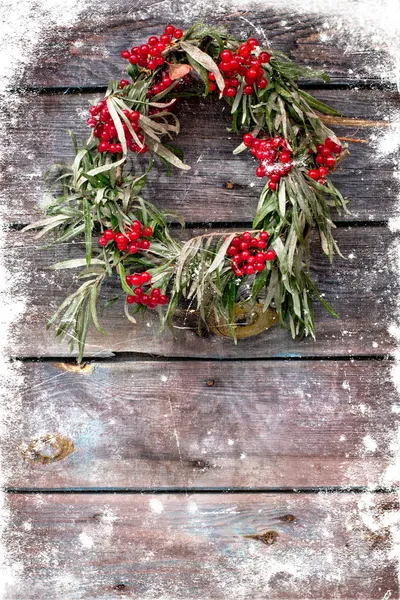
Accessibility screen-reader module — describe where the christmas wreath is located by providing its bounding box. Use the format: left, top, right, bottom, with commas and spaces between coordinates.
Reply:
25, 22, 350, 361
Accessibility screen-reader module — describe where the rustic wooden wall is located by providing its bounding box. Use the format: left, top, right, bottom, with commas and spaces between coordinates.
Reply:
5, 3, 399, 599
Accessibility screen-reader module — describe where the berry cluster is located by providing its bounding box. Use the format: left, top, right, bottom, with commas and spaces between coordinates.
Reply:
87, 101, 148, 155
208, 37, 269, 96
126, 272, 168, 308
120, 24, 183, 71
98, 221, 153, 253
307, 138, 342, 185
243, 133, 293, 189
226, 231, 276, 277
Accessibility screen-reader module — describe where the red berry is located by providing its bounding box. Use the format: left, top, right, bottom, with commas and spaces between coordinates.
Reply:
209, 82, 217, 92
240, 242, 249, 251
256, 252, 266, 262
244, 265, 256, 275
103, 229, 115, 240
160, 34, 171, 44
238, 44, 250, 57
242, 232, 252, 241
131, 275, 141, 287
255, 166, 265, 177
225, 87, 236, 97
324, 138, 336, 150
115, 233, 128, 245
279, 152, 292, 163
98, 142, 109, 153
129, 54, 139, 65
128, 230, 140, 241
240, 251, 250, 260
243, 85, 253, 95
128, 243, 138, 254
265, 249, 276, 261
147, 59, 157, 70
325, 156, 336, 168
333, 143, 342, 155
259, 231, 269, 240
87, 117, 97, 127
258, 52, 270, 63
243, 133, 253, 147
269, 173, 280, 183
148, 36, 158, 46
159, 295, 169, 305
119, 79, 129, 89
268, 181, 277, 191
164, 24, 175, 35
315, 154, 325, 165
220, 49, 233, 61
318, 166, 328, 176
307, 169, 319, 180
126, 295, 136, 304
121, 50, 130, 59
257, 240, 267, 249
257, 78, 268, 89
98, 236, 108, 246
247, 37, 259, 48
174, 29, 183, 39
142, 226, 153, 237
140, 240, 151, 250
255, 262, 265, 271
318, 178, 326, 185
231, 236, 241, 246
320, 146, 331, 158
141, 272, 151, 283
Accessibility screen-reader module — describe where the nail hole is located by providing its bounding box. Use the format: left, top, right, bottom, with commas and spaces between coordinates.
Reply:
225, 181, 234, 189
206, 379, 215, 387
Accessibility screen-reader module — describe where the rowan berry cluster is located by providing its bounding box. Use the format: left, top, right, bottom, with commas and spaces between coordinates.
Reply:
125, 272, 168, 308
243, 133, 293, 189
307, 138, 342, 185
87, 101, 148, 155
226, 231, 277, 277
208, 37, 270, 96
120, 24, 183, 71
98, 221, 153, 253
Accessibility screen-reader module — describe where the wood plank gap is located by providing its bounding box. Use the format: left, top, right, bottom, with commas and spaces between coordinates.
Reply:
5, 486, 399, 494
12, 354, 395, 364
8, 81, 398, 96
7, 221, 391, 232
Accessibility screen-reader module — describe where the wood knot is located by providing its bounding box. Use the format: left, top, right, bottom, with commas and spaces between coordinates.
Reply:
192, 459, 209, 469
205, 379, 215, 387
21, 433, 75, 464
243, 530, 279, 545
113, 583, 128, 592
280, 514, 295, 522
225, 181, 234, 189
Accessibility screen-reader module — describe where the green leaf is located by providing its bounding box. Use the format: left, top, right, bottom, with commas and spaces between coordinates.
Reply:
278, 179, 286, 218
90, 281, 106, 334
180, 41, 225, 92
50, 258, 105, 270
146, 137, 191, 171
298, 90, 342, 116
83, 198, 93, 267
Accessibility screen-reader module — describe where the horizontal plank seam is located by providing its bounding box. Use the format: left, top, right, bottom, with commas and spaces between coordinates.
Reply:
12, 354, 395, 364
5, 486, 399, 494
9, 81, 399, 95
8, 221, 391, 232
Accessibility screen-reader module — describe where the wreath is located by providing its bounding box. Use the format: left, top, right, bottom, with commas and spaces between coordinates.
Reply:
25, 22, 350, 361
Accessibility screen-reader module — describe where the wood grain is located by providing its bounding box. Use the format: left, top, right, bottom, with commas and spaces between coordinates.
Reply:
3, 89, 399, 225
20, 5, 395, 87
8, 226, 397, 358
6, 492, 398, 599
6, 360, 398, 489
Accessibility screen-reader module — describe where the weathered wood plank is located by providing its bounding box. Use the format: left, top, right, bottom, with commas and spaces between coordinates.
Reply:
6, 492, 398, 599
2, 89, 398, 225
6, 360, 398, 489
8, 226, 397, 358
21, 6, 394, 87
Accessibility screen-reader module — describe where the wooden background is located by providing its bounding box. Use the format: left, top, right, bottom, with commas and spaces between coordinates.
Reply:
5, 3, 400, 598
